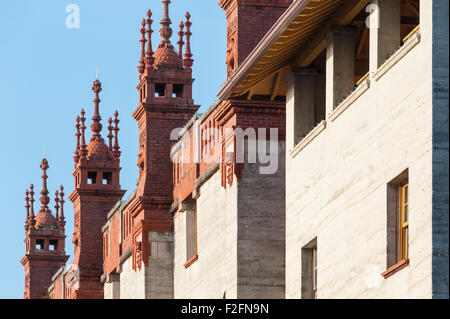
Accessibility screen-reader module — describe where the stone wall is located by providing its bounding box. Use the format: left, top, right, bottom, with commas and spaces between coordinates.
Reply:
285, 0, 440, 299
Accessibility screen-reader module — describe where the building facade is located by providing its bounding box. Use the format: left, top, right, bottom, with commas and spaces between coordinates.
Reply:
21, 0, 448, 299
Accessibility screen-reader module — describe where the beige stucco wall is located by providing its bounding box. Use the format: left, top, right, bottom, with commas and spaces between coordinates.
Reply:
174, 170, 238, 299
119, 256, 146, 299
286, 1, 436, 299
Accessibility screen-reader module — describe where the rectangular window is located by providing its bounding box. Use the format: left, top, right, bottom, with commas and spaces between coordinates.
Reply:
185, 202, 198, 266
301, 238, 317, 299
155, 83, 166, 97
173, 84, 184, 98
312, 247, 318, 299
102, 172, 112, 185
49, 240, 58, 251
36, 239, 45, 250
384, 169, 410, 278
87, 172, 97, 185
399, 182, 409, 261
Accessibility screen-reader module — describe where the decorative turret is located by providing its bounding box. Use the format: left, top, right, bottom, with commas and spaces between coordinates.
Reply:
67, 77, 126, 299
20, 158, 69, 299
129, 1, 199, 278
72, 78, 121, 164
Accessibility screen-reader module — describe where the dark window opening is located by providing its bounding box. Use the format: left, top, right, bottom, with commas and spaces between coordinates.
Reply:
88, 172, 97, 185
401, 0, 420, 45
36, 239, 45, 250
103, 172, 112, 185
185, 202, 198, 262
49, 240, 58, 251
309, 50, 326, 127
155, 83, 166, 97
301, 238, 318, 299
351, 6, 370, 86
173, 84, 184, 98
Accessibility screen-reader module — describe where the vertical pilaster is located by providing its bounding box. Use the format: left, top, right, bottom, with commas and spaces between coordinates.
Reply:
369, 0, 401, 73
326, 26, 356, 117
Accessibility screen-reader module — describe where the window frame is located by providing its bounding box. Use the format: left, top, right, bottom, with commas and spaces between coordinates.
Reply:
398, 182, 409, 262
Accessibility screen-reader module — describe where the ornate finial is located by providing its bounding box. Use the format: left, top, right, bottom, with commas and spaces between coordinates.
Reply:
91, 79, 103, 140
25, 189, 30, 231
138, 19, 147, 74
113, 111, 121, 158
145, 10, 155, 69
107, 117, 114, 151
29, 185, 36, 227
183, 12, 193, 70
39, 158, 50, 213
159, 0, 173, 47
80, 109, 87, 158
177, 21, 185, 59
59, 186, 65, 224
54, 190, 60, 220
74, 116, 81, 163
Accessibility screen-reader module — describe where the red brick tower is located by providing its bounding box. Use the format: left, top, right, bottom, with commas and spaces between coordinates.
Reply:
68, 78, 126, 299
20, 158, 69, 299
219, 0, 293, 78
130, 1, 198, 272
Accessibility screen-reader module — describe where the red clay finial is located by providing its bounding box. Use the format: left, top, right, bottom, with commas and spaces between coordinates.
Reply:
29, 184, 36, 227
74, 116, 81, 163
145, 10, 155, 70
108, 117, 114, 151
91, 79, 103, 140
80, 109, 87, 158
39, 158, 50, 213
54, 190, 60, 220
25, 189, 30, 231
113, 111, 121, 158
138, 19, 147, 74
59, 186, 65, 224
177, 21, 185, 59
183, 12, 193, 70
159, 0, 173, 47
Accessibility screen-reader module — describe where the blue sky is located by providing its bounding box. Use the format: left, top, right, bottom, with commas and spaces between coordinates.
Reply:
0, 0, 226, 299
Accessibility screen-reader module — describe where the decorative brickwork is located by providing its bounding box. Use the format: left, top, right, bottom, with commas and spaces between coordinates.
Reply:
20, 159, 69, 299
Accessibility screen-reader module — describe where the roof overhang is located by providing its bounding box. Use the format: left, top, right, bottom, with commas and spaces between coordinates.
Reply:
218, 0, 370, 100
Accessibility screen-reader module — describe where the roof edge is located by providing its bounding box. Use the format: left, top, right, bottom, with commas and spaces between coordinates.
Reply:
217, 0, 311, 99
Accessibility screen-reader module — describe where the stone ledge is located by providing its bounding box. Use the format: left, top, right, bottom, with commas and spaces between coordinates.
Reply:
373, 30, 421, 82
289, 120, 327, 158
329, 78, 371, 123
381, 259, 410, 279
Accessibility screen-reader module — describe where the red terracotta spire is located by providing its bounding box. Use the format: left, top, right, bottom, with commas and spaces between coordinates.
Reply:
112, 111, 121, 159
159, 0, 173, 47
183, 12, 193, 70
39, 158, 50, 213
138, 19, 147, 74
91, 79, 103, 141
80, 109, 87, 159
59, 186, 65, 225
24, 189, 30, 231
29, 184, 36, 227
145, 10, 155, 70
177, 21, 185, 59
54, 190, 60, 220
74, 116, 81, 163
107, 117, 114, 151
